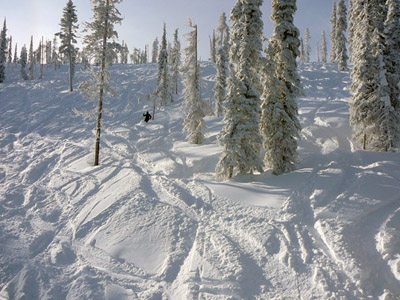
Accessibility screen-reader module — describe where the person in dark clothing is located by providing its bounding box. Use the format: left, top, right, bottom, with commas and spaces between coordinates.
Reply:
143, 111, 152, 123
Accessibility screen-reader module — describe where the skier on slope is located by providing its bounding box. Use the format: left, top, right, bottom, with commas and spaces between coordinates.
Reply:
143, 111, 152, 123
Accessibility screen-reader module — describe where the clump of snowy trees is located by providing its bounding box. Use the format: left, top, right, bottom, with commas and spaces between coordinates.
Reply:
215, 0, 302, 179
349, 0, 400, 151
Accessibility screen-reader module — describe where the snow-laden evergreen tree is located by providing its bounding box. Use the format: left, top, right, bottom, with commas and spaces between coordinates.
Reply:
330, 0, 338, 63
216, 0, 264, 179
350, 4, 400, 151
120, 40, 129, 64
79, 0, 123, 166
336, 0, 348, 70
260, 0, 302, 175
348, 0, 356, 59
321, 30, 327, 63
213, 45, 228, 117
383, 0, 400, 114
156, 23, 172, 107
52, 36, 60, 70
38, 38, 43, 79
181, 19, 206, 144
304, 28, 311, 62
216, 12, 230, 49
56, 0, 79, 91
8, 36, 12, 66
213, 12, 230, 117
151, 37, 159, 63
20, 45, 28, 80
299, 38, 305, 62
209, 30, 216, 63
45, 40, 52, 65
0, 19, 7, 83
28, 36, 34, 80
170, 28, 181, 95
13, 43, 17, 69
316, 41, 320, 62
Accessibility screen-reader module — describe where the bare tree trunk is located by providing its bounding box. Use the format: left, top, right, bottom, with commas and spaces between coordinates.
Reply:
363, 132, 366, 150
94, 0, 109, 166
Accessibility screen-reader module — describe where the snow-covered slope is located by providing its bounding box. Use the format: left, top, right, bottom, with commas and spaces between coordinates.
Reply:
0, 62, 399, 300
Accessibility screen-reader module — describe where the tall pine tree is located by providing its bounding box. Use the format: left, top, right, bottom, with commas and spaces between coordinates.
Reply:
28, 36, 34, 80
321, 30, 327, 63
151, 37, 159, 63
304, 28, 311, 62
260, 0, 302, 175
213, 12, 230, 117
216, 0, 264, 179
383, 0, 400, 114
156, 23, 172, 107
181, 19, 206, 145
336, 0, 348, 70
0, 19, 7, 83
20, 45, 28, 80
330, 0, 338, 63
170, 28, 181, 95
56, 0, 79, 92
79, 0, 123, 166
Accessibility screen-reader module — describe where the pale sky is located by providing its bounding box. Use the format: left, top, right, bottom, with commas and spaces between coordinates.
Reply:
2, 0, 334, 61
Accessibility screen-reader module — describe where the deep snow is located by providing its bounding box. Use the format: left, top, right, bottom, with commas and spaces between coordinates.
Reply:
0, 62, 399, 300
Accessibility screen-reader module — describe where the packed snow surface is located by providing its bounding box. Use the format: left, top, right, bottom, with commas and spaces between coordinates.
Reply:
0, 62, 399, 300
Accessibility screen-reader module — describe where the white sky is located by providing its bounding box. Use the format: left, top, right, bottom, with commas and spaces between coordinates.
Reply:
2, 0, 334, 61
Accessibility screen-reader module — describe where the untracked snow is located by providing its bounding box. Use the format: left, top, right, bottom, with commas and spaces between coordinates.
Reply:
0, 62, 399, 299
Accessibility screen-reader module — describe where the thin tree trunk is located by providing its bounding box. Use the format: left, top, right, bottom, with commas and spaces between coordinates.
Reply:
94, 0, 109, 166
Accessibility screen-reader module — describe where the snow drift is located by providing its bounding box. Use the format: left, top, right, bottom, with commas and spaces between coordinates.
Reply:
0, 62, 399, 299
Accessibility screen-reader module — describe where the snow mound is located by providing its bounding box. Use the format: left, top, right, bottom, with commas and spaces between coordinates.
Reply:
0, 62, 399, 299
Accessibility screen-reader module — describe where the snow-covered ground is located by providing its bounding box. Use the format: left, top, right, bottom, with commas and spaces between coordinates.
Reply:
0, 62, 399, 300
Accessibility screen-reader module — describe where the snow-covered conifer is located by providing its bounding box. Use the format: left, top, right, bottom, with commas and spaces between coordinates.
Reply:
181, 19, 206, 144
13, 43, 17, 69
151, 37, 159, 63
216, 0, 264, 179
28, 36, 34, 80
383, 0, 400, 114
45, 40, 52, 65
51, 35, 60, 70
304, 28, 311, 62
38, 38, 43, 79
299, 38, 305, 62
330, 0, 337, 63
260, 0, 302, 175
56, 0, 79, 91
120, 41, 129, 64
336, 0, 348, 70
316, 41, 320, 62
170, 28, 181, 95
350, 4, 400, 151
213, 45, 228, 117
216, 12, 230, 49
0, 19, 7, 83
209, 30, 216, 63
213, 12, 230, 117
79, 0, 123, 166
321, 30, 327, 63
20, 45, 28, 80
7, 36, 12, 66
156, 22, 172, 106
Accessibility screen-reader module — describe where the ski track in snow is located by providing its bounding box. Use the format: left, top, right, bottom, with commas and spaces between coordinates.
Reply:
0, 62, 399, 299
